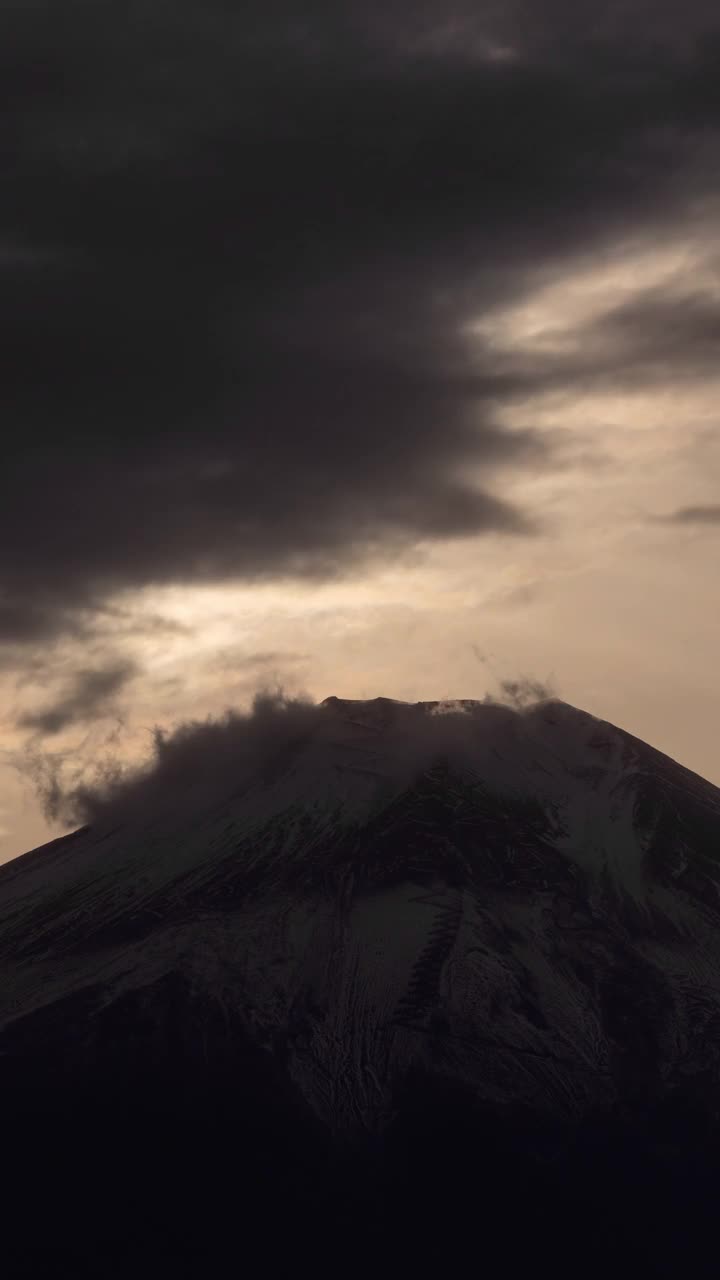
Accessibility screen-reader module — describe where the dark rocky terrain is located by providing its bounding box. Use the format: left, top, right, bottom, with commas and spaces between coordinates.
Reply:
3, 695, 720, 1275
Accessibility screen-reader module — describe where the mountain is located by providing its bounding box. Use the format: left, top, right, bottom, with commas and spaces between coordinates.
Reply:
3, 695, 720, 1275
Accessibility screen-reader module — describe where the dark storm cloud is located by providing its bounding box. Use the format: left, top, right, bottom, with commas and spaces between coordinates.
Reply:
17, 660, 139, 736
3, 1, 720, 641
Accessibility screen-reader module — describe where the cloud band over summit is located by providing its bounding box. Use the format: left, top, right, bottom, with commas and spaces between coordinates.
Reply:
3, 2, 720, 641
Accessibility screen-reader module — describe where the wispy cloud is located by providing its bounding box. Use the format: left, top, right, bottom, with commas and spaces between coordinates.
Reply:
17, 660, 139, 736
655, 505, 720, 524
25, 681, 558, 830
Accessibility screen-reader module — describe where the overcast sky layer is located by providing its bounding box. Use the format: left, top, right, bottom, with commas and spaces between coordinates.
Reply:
2, 1, 720, 859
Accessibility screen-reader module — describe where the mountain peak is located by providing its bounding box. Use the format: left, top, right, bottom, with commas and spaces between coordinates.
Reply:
4, 691, 720, 1271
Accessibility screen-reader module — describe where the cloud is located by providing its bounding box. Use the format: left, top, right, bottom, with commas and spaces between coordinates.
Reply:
3, 3, 720, 642
25, 676, 559, 831
33, 687, 327, 827
657, 505, 720, 524
556, 288, 720, 390
216, 649, 312, 672
17, 660, 139, 736
471, 274, 720, 408
492, 677, 558, 710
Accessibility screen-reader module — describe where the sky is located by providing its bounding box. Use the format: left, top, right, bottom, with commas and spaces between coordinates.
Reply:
2, 0, 720, 861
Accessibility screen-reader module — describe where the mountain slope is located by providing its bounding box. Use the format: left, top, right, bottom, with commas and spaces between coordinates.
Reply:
3, 695, 720, 1273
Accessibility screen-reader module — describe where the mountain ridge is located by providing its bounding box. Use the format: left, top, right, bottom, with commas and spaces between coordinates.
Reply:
4, 694, 720, 1272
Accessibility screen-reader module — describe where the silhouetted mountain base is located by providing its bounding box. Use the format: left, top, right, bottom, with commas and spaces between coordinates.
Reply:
3, 979, 719, 1278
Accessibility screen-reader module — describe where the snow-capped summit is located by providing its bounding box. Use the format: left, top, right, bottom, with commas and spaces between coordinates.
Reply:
3, 694, 720, 1270
2, 692, 720, 1102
